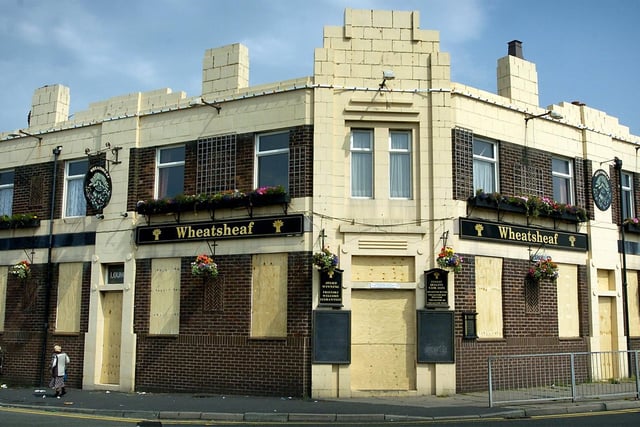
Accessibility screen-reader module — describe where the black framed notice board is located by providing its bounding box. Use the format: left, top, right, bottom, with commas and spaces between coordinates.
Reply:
417, 310, 454, 363
312, 310, 351, 364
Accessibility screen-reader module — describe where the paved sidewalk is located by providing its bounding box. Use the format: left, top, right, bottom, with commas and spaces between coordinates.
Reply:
0, 385, 639, 423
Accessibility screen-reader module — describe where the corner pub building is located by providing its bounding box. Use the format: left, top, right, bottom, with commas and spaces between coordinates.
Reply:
0, 8, 639, 398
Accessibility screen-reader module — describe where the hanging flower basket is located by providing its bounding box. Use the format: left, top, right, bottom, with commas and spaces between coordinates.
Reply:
10, 260, 31, 280
313, 247, 339, 276
436, 246, 463, 273
527, 256, 559, 282
191, 254, 218, 278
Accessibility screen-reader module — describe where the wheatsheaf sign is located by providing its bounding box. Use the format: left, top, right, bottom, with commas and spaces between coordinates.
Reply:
136, 214, 304, 244
459, 218, 588, 251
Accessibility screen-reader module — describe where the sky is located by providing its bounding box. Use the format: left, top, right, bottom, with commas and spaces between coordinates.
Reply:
1, 0, 639, 136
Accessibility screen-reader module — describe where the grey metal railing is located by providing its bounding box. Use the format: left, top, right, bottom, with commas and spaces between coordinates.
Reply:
488, 350, 640, 407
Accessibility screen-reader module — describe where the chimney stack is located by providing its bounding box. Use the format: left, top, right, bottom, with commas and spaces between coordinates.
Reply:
508, 40, 523, 59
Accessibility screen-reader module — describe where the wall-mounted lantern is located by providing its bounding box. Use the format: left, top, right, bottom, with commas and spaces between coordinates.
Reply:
463, 312, 478, 340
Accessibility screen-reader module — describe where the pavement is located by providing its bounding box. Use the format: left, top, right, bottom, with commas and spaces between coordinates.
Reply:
0, 385, 639, 423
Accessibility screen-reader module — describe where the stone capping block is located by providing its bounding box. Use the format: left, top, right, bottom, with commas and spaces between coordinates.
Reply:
604, 400, 640, 411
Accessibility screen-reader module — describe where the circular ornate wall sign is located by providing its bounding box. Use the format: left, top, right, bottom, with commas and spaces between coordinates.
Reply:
84, 165, 113, 211
592, 169, 612, 211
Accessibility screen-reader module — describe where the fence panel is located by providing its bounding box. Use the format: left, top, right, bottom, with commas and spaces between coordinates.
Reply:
488, 350, 639, 407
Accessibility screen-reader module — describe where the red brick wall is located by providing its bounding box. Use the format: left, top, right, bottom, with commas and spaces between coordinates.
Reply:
133, 252, 312, 396
0, 262, 90, 388
454, 255, 590, 392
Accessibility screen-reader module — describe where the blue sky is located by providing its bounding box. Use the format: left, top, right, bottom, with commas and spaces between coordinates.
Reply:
1, 0, 638, 136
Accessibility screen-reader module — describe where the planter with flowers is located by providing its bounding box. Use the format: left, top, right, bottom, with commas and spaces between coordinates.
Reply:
0, 213, 40, 229
436, 246, 463, 273
313, 247, 339, 277
249, 185, 290, 207
624, 218, 640, 233
527, 256, 559, 283
10, 260, 31, 281
191, 254, 218, 279
469, 190, 587, 223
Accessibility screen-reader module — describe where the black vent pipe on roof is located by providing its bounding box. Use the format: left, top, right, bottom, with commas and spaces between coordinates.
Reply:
508, 40, 523, 59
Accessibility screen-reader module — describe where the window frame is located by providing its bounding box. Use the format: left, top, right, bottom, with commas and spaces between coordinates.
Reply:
155, 145, 185, 199
622, 171, 634, 219
63, 158, 88, 218
552, 157, 574, 204
472, 137, 499, 193
254, 131, 290, 192
350, 129, 374, 199
0, 169, 15, 217
389, 130, 412, 199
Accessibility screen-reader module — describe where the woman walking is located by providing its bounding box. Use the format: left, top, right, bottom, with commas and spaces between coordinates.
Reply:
49, 344, 70, 398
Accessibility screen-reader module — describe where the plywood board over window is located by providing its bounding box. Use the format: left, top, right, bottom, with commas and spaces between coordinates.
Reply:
0, 266, 7, 332
475, 256, 503, 339
351, 256, 415, 282
629, 272, 640, 337
556, 264, 579, 338
149, 258, 181, 335
251, 253, 287, 338
56, 262, 83, 333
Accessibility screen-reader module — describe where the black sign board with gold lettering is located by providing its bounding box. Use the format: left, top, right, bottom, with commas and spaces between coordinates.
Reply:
425, 268, 449, 309
136, 214, 304, 244
459, 218, 588, 251
319, 269, 343, 307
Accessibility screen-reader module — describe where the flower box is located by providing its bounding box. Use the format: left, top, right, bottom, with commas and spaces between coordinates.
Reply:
624, 222, 640, 233
249, 193, 291, 207
469, 196, 498, 210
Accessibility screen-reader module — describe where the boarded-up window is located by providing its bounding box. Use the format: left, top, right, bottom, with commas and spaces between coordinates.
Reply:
149, 258, 181, 335
475, 256, 503, 339
0, 266, 7, 331
251, 253, 287, 338
56, 263, 83, 332
557, 264, 579, 338
629, 272, 640, 337
351, 256, 415, 282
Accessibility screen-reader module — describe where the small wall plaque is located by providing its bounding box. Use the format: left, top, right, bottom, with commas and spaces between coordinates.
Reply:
425, 268, 449, 309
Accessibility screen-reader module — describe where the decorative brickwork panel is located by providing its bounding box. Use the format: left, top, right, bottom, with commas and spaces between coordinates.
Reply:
452, 127, 473, 200
197, 134, 237, 193
289, 125, 313, 198
14, 161, 57, 219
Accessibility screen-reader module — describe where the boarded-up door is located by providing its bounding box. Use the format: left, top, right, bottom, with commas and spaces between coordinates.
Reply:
351, 289, 416, 391
598, 296, 619, 380
100, 291, 122, 384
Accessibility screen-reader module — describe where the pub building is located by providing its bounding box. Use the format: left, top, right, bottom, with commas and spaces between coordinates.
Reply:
0, 8, 639, 399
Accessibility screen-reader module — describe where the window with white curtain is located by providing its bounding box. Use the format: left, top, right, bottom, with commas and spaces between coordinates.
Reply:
256, 131, 289, 192
351, 129, 373, 198
389, 131, 411, 198
0, 170, 14, 216
622, 172, 634, 219
64, 159, 88, 217
156, 145, 185, 199
473, 138, 498, 193
552, 157, 573, 204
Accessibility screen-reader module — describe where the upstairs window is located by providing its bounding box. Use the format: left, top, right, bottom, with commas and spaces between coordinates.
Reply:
256, 131, 289, 192
622, 172, 634, 219
351, 129, 373, 198
0, 170, 14, 216
473, 138, 498, 193
64, 159, 88, 217
389, 131, 411, 199
156, 146, 185, 199
552, 157, 573, 204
